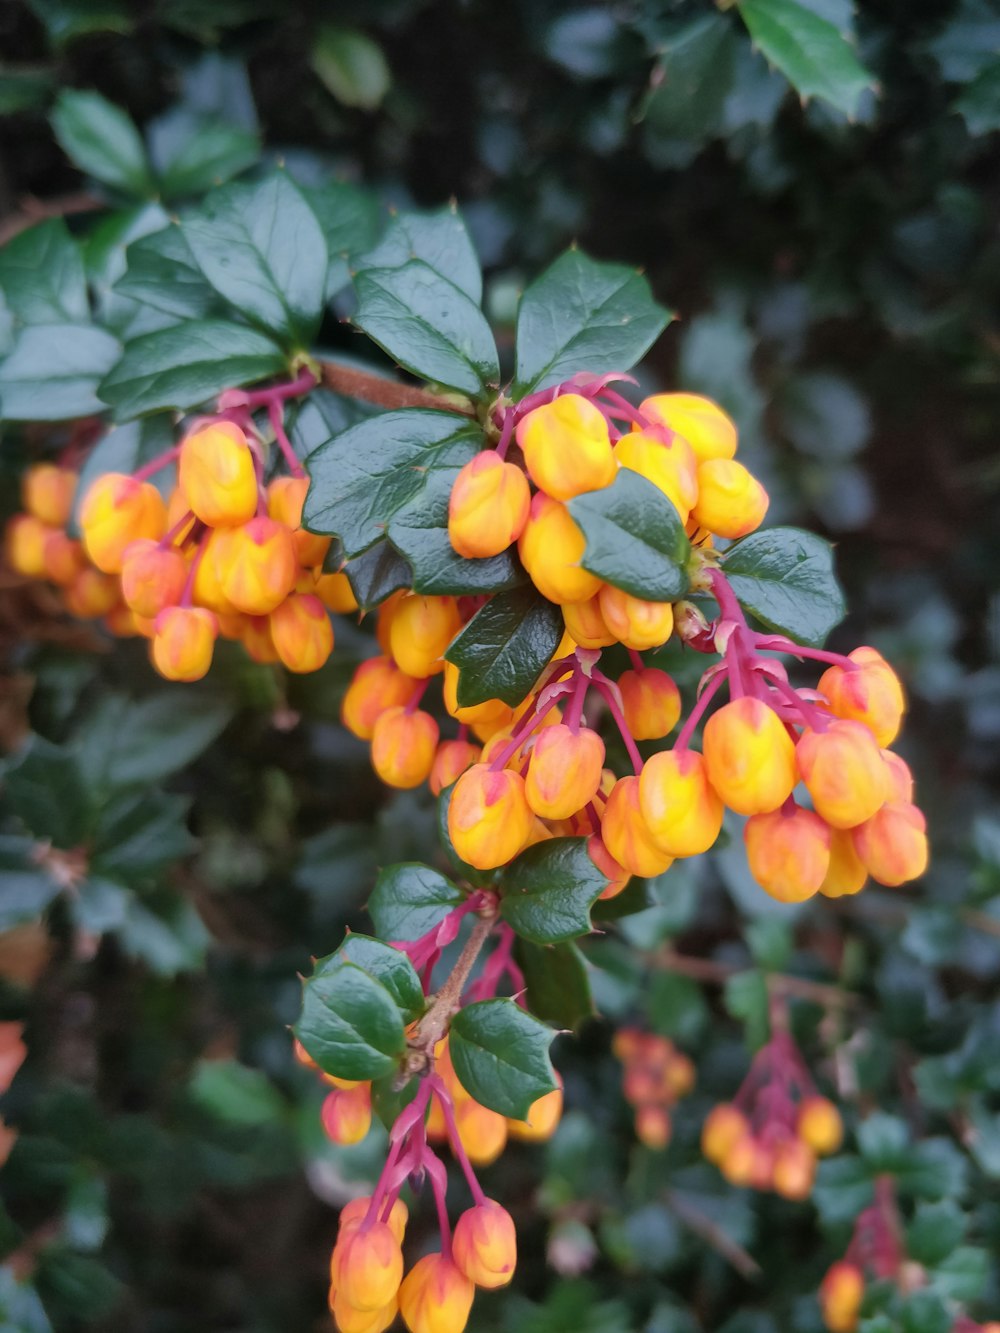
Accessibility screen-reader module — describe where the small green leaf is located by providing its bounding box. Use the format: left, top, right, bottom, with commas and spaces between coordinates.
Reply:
295, 959, 406, 1081
448, 999, 557, 1118
321, 935, 425, 1025
359, 207, 482, 303
312, 25, 391, 111
954, 58, 1000, 135
568, 469, 692, 602
857, 1112, 910, 1170
153, 113, 260, 200
368, 863, 463, 941
353, 262, 499, 398
514, 939, 594, 1030
737, 0, 875, 119
513, 248, 671, 394
906, 1202, 966, 1266
115, 225, 219, 321
343, 541, 412, 609
813, 1154, 876, 1226
445, 586, 563, 708
723, 969, 770, 1049
0, 323, 120, 421
90, 792, 195, 880
499, 838, 608, 944
118, 893, 210, 975
4, 737, 93, 847
98, 318, 286, 418
51, 89, 154, 196
640, 15, 737, 143
189, 1059, 286, 1127
182, 172, 329, 348
722, 526, 846, 647
0, 220, 89, 326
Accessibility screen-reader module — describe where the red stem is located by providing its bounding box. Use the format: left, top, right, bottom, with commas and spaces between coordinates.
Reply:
674, 667, 729, 751
132, 445, 181, 483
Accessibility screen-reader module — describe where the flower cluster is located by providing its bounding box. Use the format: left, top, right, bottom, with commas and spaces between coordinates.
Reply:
701, 1028, 843, 1200
612, 1027, 695, 1149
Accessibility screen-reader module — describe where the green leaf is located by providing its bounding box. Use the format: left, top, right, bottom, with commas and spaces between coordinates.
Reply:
70, 415, 176, 535
499, 838, 607, 944
723, 969, 770, 1049
444, 586, 564, 708
189, 1059, 286, 1127
4, 737, 93, 847
368, 863, 463, 941
813, 1154, 876, 1226
343, 541, 412, 609
182, 173, 328, 348
857, 1112, 910, 1170
321, 935, 425, 1025
312, 25, 391, 111
0, 323, 120, 421
592, 873, 656, 922
568, 470, 692, 602
295, 959, 406, 1081
117, 894, 209, 974
640, 15, 737, 143
954, 58, 1000, 135
513, 248, 671, 394
98, 318, 286, 418
72, 690, 234, 790
930, 1246, 990, 1303
26, 0, 133, 46
303, 409, 483, 558
51, 89, 154, 196
371, 1073, 420, 1132
722, 526, 846, 646
448, 999, 557, 1118
0, 220, 89, 326
359, 207, 482, 303
899, 1291, 951, 1333
153, 113, 260, 200
90, 792, 195, 880
514, 939, 594, 1030
83, 203, 173, 340
306, 183, 383, 297
353, 262, 498, 398
737, 0, 875, 119
115, 225, 219, 321
0, 836, 61, 929
645, 972, 709, 1046
906, 1202, 966, 1266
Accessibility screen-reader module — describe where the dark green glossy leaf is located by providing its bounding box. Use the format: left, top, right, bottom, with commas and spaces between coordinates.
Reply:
513, 248, 671, 394
368, 863, 463, 941
117, 893, 209, 975
722, 526, 846, 646
445, 585, 563, 708
812, 1154, 876, 1226
592, 873, 656, 921
312, 25, 391, 111
499, 837, 607, 944
0, 220, 89, 326
448, 998, 557, 1118
295, 959, 406, 1081
359, 207, 482, 303
188, 1059, 286, 1127
353, 262, 498, 398
306, 183, 383, 297
320, 934, 425, 1024
98, 318, 286, 418
0, 323, 120, 421
51, 89, 154, 197
115, 225, 219, 321
568, 469, 692, 602
153, 113, 259, 200
723, 969, 770, 1050
182, 172, 328, 348
4, 737, 93, 847
371, 1073, 420, 1132
90, 792, 195, 880
83, 203, 173, 340
514, 939, 594, 1030
641, 15, 736, 143
343, 541, 412, 609
954, 58, 1000, 135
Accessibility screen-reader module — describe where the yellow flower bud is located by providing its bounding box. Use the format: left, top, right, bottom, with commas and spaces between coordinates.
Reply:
635, 1104, 672, 1150
690, 459, 768, 539
796, 1096, 843, 1157
267, 475, 330, 567
214, 516, 298, 615
525, 723, 605, 820
398, 1253, 474, 1333
329, 1290, 397, 1333
639, 393, 738, 463
80, 473, 167, 573
456, 1097, 507, 1167
639, 749, 723, 857
797, 719, 890, 829
120, 539, 187, 619
703, 697, 796, 815
817, 646, 906, 747
851, 800, 928, 887
506, 1080, 563, 1142
151, 605, 217, 682
447, 765, 534, 869
601, 776, 674, 877
701, 1103, 750, 1166
516, 393, 616, 501
342, 656, 417, 740
771, 1137, 816, 1201
597, 585, 674, 651
448, 451, 531, 557
442, 661, 513, 729
587, 833, 632, 901
338, 1197, 408, 1247
819, 1262, 864, 1333
241, 614, 280, 664
614, 429, 698, 523
5, 513, 51, 578
178, 420, 257, 527
561, 593, 615, 649
429, 739, 482, 797
370, 706, 439, 789
64, 567, 120, 619
321, 1084, 372, 1145
269, 592, 334, 672
819, 829, 868, 898
389, 594, 462, 678
23, 463, 77, 527
43, 529, 86, 586
315, 571, 359, 614
518, 493, 602, 605
618, 667, 681, 740
335, 1222, 404, 1313
452, 1200, 517, 1289
744, 804, 831, 902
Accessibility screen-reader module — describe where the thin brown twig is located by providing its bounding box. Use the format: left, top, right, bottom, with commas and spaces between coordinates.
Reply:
0, 192, 103, 246
664, 1189, 761, 1280
656, 948, 858, 1010
317, 358, 476, 416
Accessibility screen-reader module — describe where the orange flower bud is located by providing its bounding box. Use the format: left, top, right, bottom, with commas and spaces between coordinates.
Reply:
214, 517, 298, 615
64, 567, 120, 619
524, 724, 605, 820
817, 646, 906, 748
506, 1080, 563, 1142
269, 592, 334, 672
797, 719, 890, 829
442, 662, 513, 730
42, 530, 86, 586
639, 749, 724, 857
454, 1097, 508, 1166
178, 421, 257, 527
772, 1137, 816, 1200
447, 765, 534, 869
518, 493, 602, 605
744, 804, 831, 902
151, 605, 217, 682
639, 393, 738, 463
22, 463, 77, 527
398, 1253, 474, 1333
329, 1291, 397, 1333
452, 1199, 517, 1289
516, 393, 616, 501
5, 514, 51, 578
190, 529, 235, 614
321, 1084, 372, 1145
335, 1222, 404, 1313
562, 594, 616, 649
614, 429, 698, 523
851, 800, 928, 887
371, 706, 439, 789
389, 594, 462, 678
342, 657, 417, 740
267, 475, 330, 567
796, 1096, 843, 1157
635, 1104, 672, 1150
819, 829, 868, 898
448, 451, 531, 557
702, 1104, 751, 1166
883, 749, 914, 803
663, 1051, 696, 1098
690, 459, 768, 539
587, 833, 631, 900
430, 739, 482, 797
338, 1197, 408, 1247
293, 1037, 317, 1069
618, 667, 681, 740
601, 776, 675, 878
598, 586, 674, 651
120, 539, 187, 618
80, 473, 167, 573
703, 697, 796, 815
242, 614, 280, 664
316, 571, 359, 614
719, 1133, 758, 1186
819, 1262, 864, 1333
103, 605, 136, 636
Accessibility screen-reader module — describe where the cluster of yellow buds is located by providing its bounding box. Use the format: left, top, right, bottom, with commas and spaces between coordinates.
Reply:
612, 1027, 694, 1149
701, 1030, 843, 1201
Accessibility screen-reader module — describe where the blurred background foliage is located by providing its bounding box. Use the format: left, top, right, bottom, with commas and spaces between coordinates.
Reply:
1, 0, 999, 1330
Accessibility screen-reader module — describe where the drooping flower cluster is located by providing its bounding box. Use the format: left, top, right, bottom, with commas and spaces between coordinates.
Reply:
612, 1027, 695, 1149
